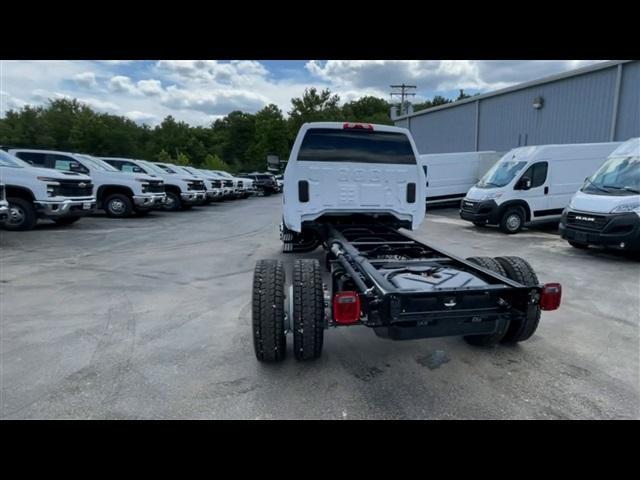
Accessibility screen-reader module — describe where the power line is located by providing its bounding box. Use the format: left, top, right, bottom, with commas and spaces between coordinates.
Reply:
390, 84, 416, 115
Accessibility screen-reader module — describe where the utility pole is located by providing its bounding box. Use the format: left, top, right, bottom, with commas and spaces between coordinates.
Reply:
390, 84, 416, 115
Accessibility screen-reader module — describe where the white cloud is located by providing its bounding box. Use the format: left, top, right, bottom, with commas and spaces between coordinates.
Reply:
160, 85, 268, 115
136, 79, 163, 96
108, 75, 137, 94
125, 110, 158, 125
74, 71, 98, 88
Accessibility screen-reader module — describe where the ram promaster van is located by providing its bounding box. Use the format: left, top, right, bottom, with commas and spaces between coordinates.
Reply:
281, 122, 426, 251
460, 142, 622, 233
559, 138, 640, 252
0, 150, 96, 230
418, 151, 502, 205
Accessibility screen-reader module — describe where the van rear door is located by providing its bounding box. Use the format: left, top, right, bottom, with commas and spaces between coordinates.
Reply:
284, 125, 425, 231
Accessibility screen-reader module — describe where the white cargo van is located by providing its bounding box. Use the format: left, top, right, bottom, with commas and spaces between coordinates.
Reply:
418, 151, 502, 205
559, 138, 640, 252
282, 122, 425, 251
460, 142, 622, 233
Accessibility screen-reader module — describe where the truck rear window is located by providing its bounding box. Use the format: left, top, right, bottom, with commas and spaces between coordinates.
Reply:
297, 128, 416, 165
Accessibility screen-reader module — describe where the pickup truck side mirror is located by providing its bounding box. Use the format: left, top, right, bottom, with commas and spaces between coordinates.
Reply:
132, 166, 144, 173
69, 161, 87, 173
517, 177, 532, 190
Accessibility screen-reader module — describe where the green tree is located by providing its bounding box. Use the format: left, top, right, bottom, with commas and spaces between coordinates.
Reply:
341, 96, 393, 125
245, 104, 289, 171
288, 87, 341, 136
156, 149, 173, 163
175, 152, 190, 166
202, 153, 230, 171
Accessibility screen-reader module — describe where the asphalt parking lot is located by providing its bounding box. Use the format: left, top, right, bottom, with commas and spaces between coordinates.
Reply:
1, 196, 638, 419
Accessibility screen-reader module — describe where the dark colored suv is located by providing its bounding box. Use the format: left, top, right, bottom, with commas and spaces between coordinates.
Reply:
238, 173, 278, 196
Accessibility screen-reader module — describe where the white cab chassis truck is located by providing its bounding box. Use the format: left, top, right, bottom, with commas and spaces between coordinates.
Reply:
460, 142, 622, 234
9, 149, 165, 218
251, 122, 562, 363
559, 138, 640, 252
1, 150, 96, 230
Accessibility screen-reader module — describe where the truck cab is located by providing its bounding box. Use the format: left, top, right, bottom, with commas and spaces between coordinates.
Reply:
460, 142, 622, 234
282, 122, 426, 241
103, 158, 206, 211
0, 150, 96, 230
559, 138, 640, 252
9, 149, 165, 218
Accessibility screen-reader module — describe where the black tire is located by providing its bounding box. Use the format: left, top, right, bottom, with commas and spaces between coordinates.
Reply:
499, 207, 525, 234
164, 192, 182, 211
181, 203, 193, 211
495, 256, 541, 344
463, 257, 511, 346
252, 259, 286, 362
104, 193, 133, 218
53, 217, 81, 225
292, 259, 324, 361
5, 197, 37, 231
568, 241, 589, 249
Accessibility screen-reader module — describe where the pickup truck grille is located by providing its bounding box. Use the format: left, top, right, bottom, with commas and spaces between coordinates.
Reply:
236, 180, 243, 188
224, 180, 233, 188
144, 181, 165, 193
187, 180, 206, 191
52, 179, 94, 197
211, 180, 222, 189
566, 211, 609, 231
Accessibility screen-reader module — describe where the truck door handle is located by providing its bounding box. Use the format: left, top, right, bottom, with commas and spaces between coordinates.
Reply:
544, 186, 549, 194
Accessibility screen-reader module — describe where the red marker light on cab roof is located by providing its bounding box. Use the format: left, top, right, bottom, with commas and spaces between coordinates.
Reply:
343, 122, 374, 131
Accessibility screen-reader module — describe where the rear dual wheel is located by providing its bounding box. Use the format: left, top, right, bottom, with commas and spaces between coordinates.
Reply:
464, 255, 542, 346
251, 259, 324, 362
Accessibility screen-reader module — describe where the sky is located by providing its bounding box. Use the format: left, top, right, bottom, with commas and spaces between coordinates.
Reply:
0, 60, 606, 127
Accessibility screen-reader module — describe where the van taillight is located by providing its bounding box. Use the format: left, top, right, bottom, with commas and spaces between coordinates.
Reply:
343, 123, 373, 131
333, 291, 361, 324
540, 283, 562, 311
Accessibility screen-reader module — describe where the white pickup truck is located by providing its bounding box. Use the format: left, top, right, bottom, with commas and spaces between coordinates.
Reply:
9, 149, 165, 218
102, 158, 207, 210
0, 182, 8, 226
281, 122, 426, 251
0, 150, 96, 230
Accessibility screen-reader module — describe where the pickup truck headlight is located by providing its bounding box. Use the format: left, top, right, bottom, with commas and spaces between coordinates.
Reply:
37, 176, 61, 185
483, 192, 503, 200
610, 202, 640, 215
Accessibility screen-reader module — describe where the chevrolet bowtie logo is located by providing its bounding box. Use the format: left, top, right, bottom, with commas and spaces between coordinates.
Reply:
78, 182, 87, 188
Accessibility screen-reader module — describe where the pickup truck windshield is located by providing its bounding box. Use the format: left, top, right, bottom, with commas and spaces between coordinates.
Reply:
298, 128, 416, 165
582, 156, 640, 195
0, 150, 26, 168
477, 160, 527, 188
138, 161, 165, 175
76, 154, 119, 172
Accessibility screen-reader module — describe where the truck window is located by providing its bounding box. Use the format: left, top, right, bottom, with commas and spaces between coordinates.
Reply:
49, 154, 90, 174
14, 151, 46, 166
520, 162, 548, 188
297, 128, 416, 165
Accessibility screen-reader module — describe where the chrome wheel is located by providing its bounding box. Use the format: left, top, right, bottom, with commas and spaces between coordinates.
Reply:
108, 198, 126, 215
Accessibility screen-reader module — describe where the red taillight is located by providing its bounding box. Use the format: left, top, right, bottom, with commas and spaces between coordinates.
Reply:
333, 291, 361, 324
540, 283, 562, 311
343, 122, 373, 131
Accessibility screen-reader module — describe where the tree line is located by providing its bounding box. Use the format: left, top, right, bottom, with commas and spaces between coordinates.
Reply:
0, 87, 474, 173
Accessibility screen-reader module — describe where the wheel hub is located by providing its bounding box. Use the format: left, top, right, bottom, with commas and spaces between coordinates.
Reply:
507, 214, 521, 230
109, 199, 126, 214
8, 205, 25, 225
